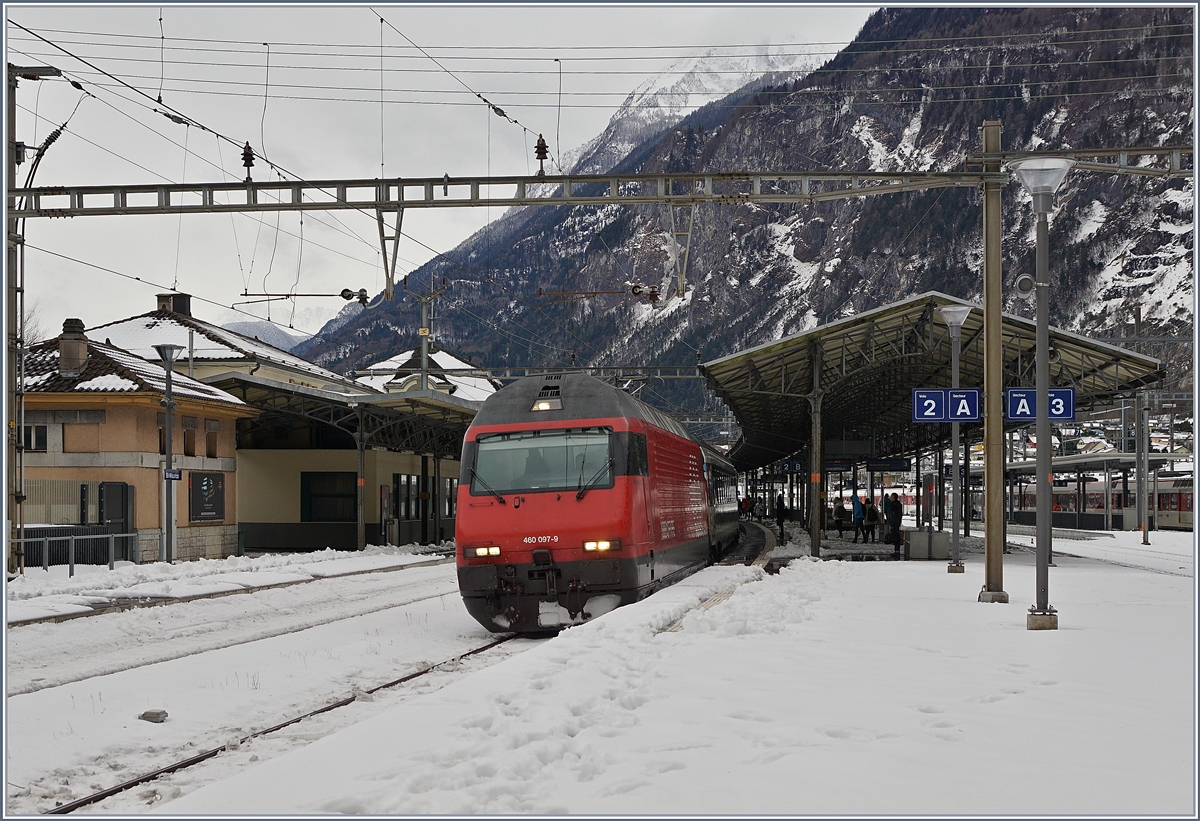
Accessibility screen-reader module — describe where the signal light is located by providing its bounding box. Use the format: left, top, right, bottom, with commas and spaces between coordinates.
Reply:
467, 546, 500, 558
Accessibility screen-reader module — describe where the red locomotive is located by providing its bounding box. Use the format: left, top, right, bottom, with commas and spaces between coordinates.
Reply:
456, 373, 740, 633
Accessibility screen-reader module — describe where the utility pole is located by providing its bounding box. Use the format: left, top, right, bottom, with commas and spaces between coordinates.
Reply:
7, 64, 60, 574
403, 277, 447, 392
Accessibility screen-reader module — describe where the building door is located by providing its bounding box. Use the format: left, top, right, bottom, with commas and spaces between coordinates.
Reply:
99, 482, 133, 560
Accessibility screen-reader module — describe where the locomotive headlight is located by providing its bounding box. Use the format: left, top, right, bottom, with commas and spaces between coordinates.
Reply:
468, 546, 501, 558
583, 539, 620, 552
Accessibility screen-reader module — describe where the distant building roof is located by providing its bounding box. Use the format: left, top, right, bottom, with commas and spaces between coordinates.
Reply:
89, 310, 367, 394
23, 338, 246, 407
355, 349, 500, 402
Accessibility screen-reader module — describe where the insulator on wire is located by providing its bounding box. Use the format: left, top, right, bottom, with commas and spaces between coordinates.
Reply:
242, 142, 255, 183
535, 134, 549, 176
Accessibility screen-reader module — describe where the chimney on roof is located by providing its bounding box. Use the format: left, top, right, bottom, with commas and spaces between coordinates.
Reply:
58, 318, 89, 377
156, 293, 192, 316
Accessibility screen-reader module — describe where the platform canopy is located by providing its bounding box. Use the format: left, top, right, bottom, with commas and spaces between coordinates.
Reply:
204, 371, 480, 459
699, 292, 1166, 472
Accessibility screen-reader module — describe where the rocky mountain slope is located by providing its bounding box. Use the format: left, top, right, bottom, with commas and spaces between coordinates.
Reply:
296, 7, 1193, 413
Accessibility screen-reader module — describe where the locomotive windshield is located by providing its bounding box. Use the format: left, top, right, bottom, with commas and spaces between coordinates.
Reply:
472, 429, 613, 494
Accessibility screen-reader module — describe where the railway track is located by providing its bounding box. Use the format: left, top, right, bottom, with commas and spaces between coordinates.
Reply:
42, 636, 517, 815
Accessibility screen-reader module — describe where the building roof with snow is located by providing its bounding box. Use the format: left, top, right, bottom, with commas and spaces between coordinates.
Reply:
23, 334, 246, 407
355, 349, 501, 402
88, 294, 368, 395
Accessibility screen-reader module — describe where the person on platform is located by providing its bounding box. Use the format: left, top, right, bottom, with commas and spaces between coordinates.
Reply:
754, 498, 765, 522
775, 493, 787, 541
863, 497, 880, 542
885, 492, 904, 554
852, 494, 865, 543
833, 499, 848, 537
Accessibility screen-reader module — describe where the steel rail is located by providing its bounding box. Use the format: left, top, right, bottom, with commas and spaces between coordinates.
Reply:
43, 636, 515, 815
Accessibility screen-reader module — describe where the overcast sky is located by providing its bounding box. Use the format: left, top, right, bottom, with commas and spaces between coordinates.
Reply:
6, 4, 876, 338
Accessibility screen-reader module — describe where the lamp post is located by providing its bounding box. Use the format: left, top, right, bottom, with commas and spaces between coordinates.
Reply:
1008, 156, 1074, 631
938, 304, 973, 573
153, 344, 184, 563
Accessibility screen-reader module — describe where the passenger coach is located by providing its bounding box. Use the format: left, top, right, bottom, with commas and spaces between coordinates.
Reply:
456, 373, 738, 633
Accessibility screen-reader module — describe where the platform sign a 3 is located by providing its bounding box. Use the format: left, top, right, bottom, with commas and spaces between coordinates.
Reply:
912, 389, 946, 422
1005, 388, 1076, 421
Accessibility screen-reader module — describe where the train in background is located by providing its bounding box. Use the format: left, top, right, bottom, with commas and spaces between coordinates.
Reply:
456, 373, 740, 634
1014, 475, 1193, 530
827, 476, 1193, 531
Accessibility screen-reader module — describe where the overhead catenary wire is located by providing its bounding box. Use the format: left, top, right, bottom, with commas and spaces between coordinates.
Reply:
30, 73, 1189, 111
9, 22, 404, 260
25, 64, 1191, 103
11, 82, 381, 262
20, 241, 348, 341
367, 8, 565, 172
10, 22, 1192, 60
9, 44, 1190, 80
18, 100, 383, 275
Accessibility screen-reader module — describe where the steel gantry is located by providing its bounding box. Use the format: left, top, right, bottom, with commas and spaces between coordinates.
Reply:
6, 121, 1193, 584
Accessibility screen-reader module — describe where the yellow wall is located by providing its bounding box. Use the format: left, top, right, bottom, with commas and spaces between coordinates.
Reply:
237, 449, 458, 523
25, 465, 236, 530
22, 394, 248, 531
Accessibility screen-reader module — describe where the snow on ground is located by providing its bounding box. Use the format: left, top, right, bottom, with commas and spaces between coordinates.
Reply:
5, 527, 1195, 816
4, 542, 449, 624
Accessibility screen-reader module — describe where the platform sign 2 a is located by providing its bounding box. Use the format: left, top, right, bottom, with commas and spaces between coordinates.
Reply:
912, 389, 947, 422
913, 389, 980, 422
1005, 388, 1076, 421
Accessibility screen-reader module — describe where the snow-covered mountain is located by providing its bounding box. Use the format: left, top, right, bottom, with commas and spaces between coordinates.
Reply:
297, 8, 1193, 413
561, 45, 827, 178
220, 320, 310, 352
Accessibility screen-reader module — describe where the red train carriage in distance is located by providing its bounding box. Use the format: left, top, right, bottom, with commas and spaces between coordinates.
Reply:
456, 373, 740, 634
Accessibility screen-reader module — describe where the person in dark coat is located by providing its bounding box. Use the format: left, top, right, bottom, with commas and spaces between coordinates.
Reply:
832, 499, 848, 537
885, 492, 904, 553
863, 498, 880, 542
775, 493, 787, 541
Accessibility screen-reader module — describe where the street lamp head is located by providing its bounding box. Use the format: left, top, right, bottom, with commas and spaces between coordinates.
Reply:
938, 304, 974, 332
1008, 157, 1075, 214
152, 343, 185, 366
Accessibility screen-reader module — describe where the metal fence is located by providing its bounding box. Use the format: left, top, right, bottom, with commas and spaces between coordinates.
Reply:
11, 531, 159, 577
21, 479, 101, 526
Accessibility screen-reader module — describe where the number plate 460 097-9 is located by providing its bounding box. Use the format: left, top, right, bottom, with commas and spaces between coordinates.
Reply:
523, 535, 559, 544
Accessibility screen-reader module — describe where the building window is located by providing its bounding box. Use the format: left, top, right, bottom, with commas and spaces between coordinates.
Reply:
393, 473, 421, 520
301, 472, 357, 522
442, 477, 458, 518
182, 416, 198, 457
22, 425, 47, 452
205, 419, 220, 458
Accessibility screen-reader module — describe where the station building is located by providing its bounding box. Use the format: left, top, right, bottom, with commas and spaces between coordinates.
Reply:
14, 294, 488, 567
20, 318, 250, 562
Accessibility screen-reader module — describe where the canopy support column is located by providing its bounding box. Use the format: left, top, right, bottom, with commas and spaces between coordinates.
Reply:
806, 342, 824, 558
980, 119, 1009, 604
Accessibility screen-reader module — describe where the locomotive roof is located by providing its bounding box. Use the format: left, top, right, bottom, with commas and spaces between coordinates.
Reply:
471, 373, 692, 440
